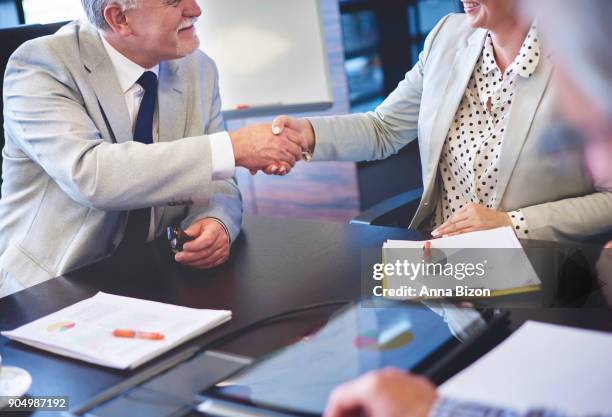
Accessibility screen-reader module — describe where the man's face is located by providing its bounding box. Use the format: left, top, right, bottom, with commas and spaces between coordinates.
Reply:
123, 0, 202, 63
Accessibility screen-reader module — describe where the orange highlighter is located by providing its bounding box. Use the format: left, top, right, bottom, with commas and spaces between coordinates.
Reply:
423, 241, 432, 258
113, 329, 165, 341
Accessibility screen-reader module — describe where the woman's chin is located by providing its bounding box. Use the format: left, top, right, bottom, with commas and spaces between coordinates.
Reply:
466, 16, 486, 29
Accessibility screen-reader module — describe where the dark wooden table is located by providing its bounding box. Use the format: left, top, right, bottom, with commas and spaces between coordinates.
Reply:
1, 216, 611, 416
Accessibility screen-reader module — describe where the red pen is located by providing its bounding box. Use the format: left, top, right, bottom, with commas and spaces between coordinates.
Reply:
113, 329, 165, 341
423, 241, 432, 259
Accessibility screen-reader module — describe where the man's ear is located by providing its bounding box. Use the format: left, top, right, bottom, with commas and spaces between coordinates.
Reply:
103, 3, 132, 36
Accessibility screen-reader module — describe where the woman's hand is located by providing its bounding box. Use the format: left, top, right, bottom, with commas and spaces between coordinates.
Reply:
432, 203, 512, 237
258, 115, 316, 176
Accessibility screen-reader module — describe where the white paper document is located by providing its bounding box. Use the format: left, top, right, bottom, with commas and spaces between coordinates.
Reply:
385, 226, 523, 249
1, 292, 231, 369
440, 321, 612, 415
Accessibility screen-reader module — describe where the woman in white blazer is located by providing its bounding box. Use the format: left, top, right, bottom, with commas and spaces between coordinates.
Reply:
269, 0, 612, 243
321, 2, 612, 417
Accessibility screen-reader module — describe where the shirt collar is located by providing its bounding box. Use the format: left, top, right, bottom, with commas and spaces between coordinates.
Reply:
482, 33, 498, 76
99, 33, 159, 94
481, 25, 541, 79
510, 25, 540, 78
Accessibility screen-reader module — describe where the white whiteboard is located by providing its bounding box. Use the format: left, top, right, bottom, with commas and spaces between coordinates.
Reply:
196, 0, 333, 119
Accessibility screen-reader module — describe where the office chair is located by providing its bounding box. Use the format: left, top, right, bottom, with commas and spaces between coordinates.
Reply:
0, 22, 67, 195
454, 0, 464, 13
350, 186, 424, 228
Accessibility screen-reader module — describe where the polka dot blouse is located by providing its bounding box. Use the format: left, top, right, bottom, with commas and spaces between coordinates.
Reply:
432, 25, 540, 238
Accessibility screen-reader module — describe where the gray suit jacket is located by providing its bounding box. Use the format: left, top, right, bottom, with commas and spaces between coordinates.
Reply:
0, 20, 243, 291
309, 14, 612, 242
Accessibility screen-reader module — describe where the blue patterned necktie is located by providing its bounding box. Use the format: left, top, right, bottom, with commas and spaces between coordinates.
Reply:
121, 71, 158, 245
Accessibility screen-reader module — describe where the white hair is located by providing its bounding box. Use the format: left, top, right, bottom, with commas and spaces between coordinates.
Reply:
81, 0, 139, 30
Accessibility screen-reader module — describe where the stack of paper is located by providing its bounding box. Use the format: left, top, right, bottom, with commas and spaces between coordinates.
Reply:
440, 321, 612, 415
1, 292, 231, 369
385, 226, 525, 249
382, 227, 541, 298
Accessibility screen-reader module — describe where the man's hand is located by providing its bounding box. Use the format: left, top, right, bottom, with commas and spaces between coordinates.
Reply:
229, 123, 307, 175
263, 115, 316, 175
324, 368, 438, 417
174, 218, 230, 269
432, 203, 512, 237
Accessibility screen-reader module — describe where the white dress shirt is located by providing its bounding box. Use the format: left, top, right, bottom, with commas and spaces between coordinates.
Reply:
432, 26, 540, 238
100, 35, 235, 239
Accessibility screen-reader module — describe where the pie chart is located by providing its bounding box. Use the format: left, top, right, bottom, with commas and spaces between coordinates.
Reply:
354, 329, 414, 351
46, 321, 76, 333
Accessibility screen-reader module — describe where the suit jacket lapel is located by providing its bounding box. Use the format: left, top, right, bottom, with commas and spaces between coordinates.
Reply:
157, 60, 187, 143
495, 59, 552, 204
78, 22, 133, 144
425, 30, 486, 188
154, 60, 188, 232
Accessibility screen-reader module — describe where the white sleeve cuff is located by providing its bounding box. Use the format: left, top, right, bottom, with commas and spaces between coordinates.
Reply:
209, 131, 236, 180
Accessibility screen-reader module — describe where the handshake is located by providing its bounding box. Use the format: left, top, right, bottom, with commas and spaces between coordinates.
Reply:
229, 116, 315, 176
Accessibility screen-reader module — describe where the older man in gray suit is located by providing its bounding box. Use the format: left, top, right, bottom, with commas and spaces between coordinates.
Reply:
0, 0, 306, 297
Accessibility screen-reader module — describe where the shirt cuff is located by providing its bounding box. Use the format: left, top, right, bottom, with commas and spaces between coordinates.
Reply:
428, 398, 471, 417
207, 217, 232, 244
209, 131, 235, 180
428, 398, 519, 417
508, 209, 530, 238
